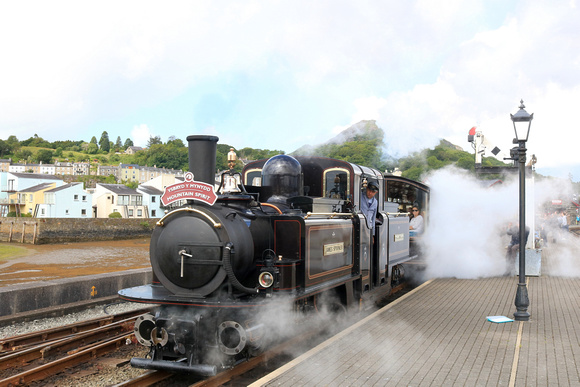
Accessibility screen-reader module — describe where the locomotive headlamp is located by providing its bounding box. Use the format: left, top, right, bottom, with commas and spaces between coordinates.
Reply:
258, 271, 274, 288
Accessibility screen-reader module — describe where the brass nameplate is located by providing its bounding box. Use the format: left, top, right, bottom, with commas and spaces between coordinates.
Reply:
394, 233, 404, 242
324, 242, 344, 256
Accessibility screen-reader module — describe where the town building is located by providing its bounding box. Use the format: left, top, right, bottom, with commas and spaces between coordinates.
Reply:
0, 159, 11, 172
92, 183, 147, 218
36, 183, 92, 218
125, 146, 144, 154
137, 185, 163, 218
15, 182, 57, 216
0, 172, 64, 216
119, 164, 140, 183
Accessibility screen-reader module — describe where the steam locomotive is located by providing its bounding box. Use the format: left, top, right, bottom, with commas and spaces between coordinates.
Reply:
118, 135, 429, 376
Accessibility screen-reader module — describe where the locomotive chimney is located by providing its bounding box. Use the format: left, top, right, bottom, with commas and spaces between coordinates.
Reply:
186, 135, 219, 185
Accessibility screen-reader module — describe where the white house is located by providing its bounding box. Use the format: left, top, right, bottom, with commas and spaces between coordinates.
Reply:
36, 183, 92, 218
137, 185, 163, 218
92, 183, 147, 218
0, 172, 64, 216
39, 162, 56, 175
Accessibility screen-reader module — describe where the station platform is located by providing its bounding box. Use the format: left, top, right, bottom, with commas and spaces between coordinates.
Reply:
251, 250, 580, 386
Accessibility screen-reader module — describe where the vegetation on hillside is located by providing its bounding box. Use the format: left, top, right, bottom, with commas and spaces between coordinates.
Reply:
0, 124, 516, 185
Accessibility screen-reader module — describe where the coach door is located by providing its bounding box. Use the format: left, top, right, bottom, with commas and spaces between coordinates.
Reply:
357, 212, 372, 291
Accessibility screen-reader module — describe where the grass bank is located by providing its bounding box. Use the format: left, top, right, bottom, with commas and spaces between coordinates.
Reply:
0, 244, 32, 262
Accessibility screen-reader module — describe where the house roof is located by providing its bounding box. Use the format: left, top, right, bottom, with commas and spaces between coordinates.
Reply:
18, 182, 55, 193
98, 184, 139, 195
45, 182, 83, 193
9, 172, 63, 180
138, 185, 163, 195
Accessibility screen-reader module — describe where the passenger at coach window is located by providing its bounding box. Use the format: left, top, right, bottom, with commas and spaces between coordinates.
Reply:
360, 181, 379, 235
409, 206, 424, 235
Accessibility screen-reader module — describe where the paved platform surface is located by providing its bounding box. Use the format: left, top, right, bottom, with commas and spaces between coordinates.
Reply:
251, 248, 580, 386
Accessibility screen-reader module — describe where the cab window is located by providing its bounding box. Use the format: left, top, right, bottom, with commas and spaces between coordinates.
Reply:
244, 169, 262, 186
323, 168, 350, 199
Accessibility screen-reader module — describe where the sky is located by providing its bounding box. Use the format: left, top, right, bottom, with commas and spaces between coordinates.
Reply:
1, 1, 579, 180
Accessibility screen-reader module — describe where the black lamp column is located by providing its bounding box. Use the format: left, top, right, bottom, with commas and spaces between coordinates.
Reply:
511, 100, 533, 322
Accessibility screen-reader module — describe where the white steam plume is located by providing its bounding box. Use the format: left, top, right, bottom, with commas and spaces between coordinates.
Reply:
419, 167, 580, 279
420, 167, 518, 279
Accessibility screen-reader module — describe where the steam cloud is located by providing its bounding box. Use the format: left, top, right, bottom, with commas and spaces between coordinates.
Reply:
417, 167, 580, 280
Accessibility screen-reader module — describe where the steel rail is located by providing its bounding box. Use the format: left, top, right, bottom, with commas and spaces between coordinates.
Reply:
0, 332, 134, 387
0, 315, 136, 371
0, 307, 150, 354
112, 370, 173, 387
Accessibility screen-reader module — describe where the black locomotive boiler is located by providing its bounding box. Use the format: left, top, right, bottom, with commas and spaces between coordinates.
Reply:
119, 135, 429, 376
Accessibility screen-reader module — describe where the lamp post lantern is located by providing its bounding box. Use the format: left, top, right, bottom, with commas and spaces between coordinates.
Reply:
511, 100, 533, 321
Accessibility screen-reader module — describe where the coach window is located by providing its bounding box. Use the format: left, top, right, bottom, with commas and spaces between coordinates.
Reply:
244, 168, 262, 186
323, 168, 350, 199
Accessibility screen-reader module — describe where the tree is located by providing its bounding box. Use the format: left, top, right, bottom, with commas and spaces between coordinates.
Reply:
99, 131, 110, 152
15, 149, 32, 162
402, 166, 424, 181
115, 136, 123, 149
0, 140, 11, 157
35, 149, 54, 164
123, 138, 134, 149
6, 135, 20, 152
141, 143, 188, 170
21, 134, 51, 148
90, 136, 98, 147
147, 135, 162, 147
87, 143, 98, 154
167, 136, 185, 147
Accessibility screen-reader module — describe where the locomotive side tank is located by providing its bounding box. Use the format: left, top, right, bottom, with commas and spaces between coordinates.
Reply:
119, 135, 428, 375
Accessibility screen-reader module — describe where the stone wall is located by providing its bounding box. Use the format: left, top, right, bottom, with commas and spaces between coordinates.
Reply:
0, 218, 158, 244
0, 268, 152, 318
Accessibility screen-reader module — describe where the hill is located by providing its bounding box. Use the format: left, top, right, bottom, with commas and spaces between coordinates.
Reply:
1, 126, 511, 185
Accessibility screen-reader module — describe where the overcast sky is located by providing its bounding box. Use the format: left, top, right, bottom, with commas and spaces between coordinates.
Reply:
1, 1, 579, 179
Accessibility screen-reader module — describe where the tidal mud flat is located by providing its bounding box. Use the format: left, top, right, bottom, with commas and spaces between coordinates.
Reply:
0, 238, 150, 287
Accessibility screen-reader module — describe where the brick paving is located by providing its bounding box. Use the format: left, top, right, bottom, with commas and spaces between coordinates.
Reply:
251, 249, 580, 386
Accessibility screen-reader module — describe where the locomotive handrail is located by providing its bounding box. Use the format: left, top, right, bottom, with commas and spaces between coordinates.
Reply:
156, 207, 222, 228
304, 212, 355, 220
386, 212, 410, 217
260, 202, 283, 214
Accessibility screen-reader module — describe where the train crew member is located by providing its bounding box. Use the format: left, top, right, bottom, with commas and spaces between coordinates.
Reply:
409, 206, 424, 236
360, 181, 379, 236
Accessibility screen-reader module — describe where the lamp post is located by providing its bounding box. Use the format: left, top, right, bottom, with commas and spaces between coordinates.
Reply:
511, 100, 533, 321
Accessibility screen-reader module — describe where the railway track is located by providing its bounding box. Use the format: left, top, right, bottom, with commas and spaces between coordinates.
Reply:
116, 283, 413, 386
0, 283, 412, 386
114, 325, 325, 387
0, 308, 151, 387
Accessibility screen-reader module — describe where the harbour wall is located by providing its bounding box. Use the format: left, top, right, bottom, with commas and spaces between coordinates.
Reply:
0, 218, 157, 244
